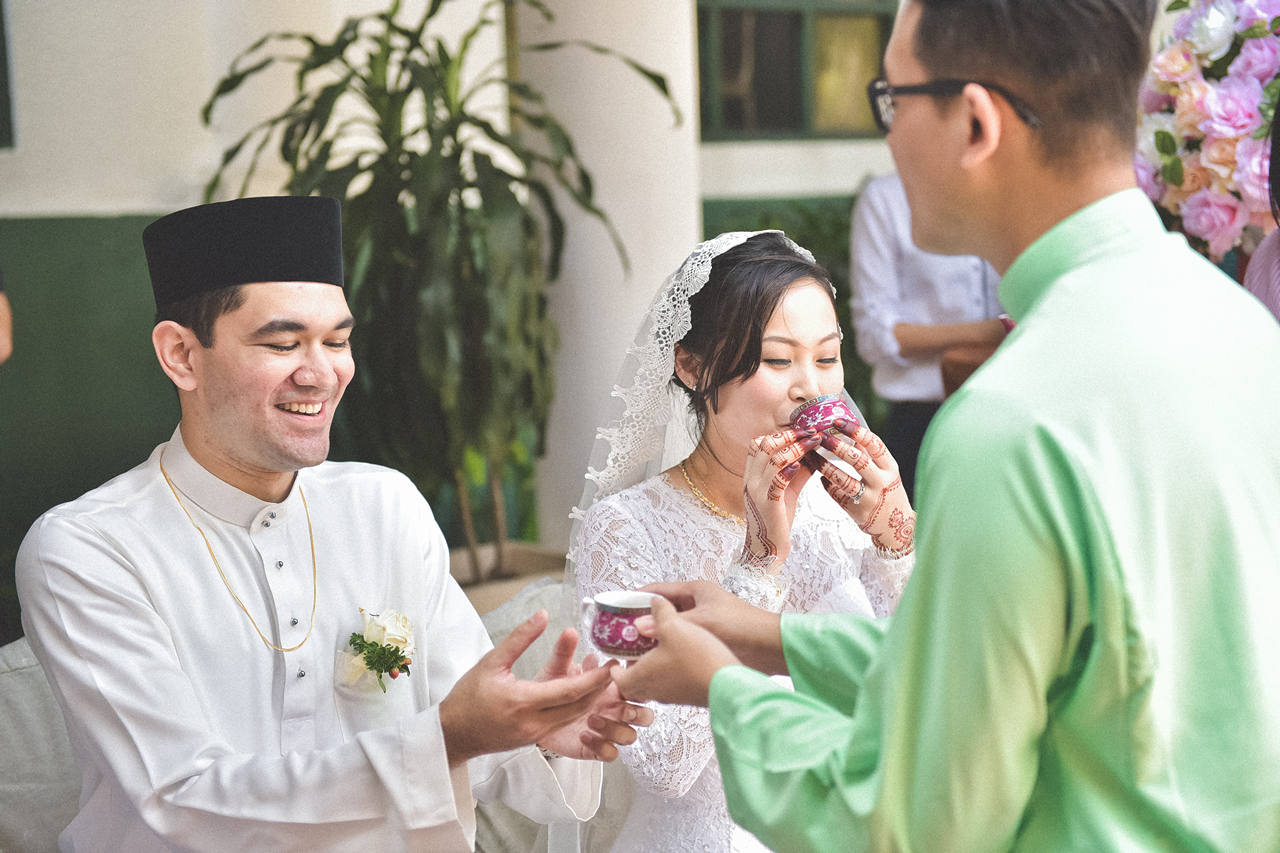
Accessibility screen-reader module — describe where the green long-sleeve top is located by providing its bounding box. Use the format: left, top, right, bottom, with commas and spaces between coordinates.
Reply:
708, 189, 1280, 853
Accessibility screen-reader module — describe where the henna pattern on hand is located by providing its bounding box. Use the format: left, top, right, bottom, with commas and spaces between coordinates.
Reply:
862, 432, 889, 464
868, 509, 915, 552
821, 433, 871, 474
859, 474, 900, 534
820, 465, 863, 513
863, 476, 915, 554
768, 461, 802, 501
742, 489, 779, 561
888, 507, 916, 550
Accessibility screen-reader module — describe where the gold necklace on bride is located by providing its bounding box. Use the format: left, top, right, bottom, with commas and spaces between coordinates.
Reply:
679, 460, 746, 527
159, 457, 317, 653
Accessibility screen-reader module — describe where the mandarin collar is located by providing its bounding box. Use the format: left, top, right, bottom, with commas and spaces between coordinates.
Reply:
159, 426, 302, 529
998, 188, 1164, 322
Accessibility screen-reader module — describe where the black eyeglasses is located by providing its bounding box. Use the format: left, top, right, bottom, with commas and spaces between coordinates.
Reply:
866, 77, 1043, 133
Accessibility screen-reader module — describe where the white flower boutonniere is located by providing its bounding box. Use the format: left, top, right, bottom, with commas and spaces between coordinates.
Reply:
344, 608, 416, 693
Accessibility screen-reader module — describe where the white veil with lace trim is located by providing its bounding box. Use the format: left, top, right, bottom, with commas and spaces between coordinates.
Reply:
562, 230, 818, 591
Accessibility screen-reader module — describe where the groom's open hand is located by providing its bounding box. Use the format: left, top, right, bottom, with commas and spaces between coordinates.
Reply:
535, 622, 655, 761
439, 609, 614, 766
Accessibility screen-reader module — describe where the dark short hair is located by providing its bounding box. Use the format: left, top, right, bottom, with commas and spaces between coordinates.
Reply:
677, 232, 836, 435
154, 284, 246, 348
913, 0, 1157, 162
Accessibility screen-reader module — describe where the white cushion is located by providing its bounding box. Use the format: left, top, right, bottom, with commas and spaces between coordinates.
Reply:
0, 637, 79, 853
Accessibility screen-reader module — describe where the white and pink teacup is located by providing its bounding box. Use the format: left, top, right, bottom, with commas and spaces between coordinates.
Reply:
580, 590, 659, 659
790, 393, 860, 435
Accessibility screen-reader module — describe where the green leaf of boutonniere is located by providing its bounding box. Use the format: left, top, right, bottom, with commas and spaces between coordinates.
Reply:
349, 633, 414, 693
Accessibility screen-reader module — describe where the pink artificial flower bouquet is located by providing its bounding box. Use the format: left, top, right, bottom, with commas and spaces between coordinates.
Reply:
1138, 0, 1280, 260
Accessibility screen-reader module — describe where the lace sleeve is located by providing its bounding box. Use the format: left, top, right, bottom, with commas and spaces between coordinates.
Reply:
575, 493, 720, 798
722, 555, 789, 613
617, 702, 715, 799
857, 548, 914, 617
575, 496, 670, 595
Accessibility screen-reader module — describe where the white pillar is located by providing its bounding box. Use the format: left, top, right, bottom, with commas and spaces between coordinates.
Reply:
517, 1, 702, 551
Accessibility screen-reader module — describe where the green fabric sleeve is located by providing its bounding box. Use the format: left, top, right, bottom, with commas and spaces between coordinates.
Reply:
709, 663, 878, 853
781, 611, 887, 710
709, 391, 1085, 853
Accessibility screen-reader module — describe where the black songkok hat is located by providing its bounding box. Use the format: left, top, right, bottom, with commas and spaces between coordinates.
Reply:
143, 196, 344, 310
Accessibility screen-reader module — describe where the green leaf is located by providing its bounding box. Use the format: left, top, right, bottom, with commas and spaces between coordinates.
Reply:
349, 230, 376, 296
463, 446, 487, 487
202, 57, 273, 124
1258, 79, 1280, 138
509, 437, 530, 466
1241, 22, 1270, 39
308, 74, 355, 145
298, 17, 361, 82
236, 126, 277, 199
455, 5, 498, 75
1166, 0, 1190, 11
1162, 156, 1184, 187
286, 139, 335, 196
524, 180, 566, 279
1205, 38, 1243, 79
1154, 129, 1178, 157
313, 153, 366, 198
519, 0, 555, 22
502, 80, 545, 105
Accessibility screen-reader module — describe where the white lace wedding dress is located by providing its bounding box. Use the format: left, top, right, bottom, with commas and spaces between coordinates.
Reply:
576, 472, 912, 853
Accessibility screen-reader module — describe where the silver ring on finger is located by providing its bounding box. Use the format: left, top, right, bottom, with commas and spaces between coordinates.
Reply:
852, 478, 866, 505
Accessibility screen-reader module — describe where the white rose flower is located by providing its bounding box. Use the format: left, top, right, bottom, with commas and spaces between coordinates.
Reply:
1189, 1, 1238, 62
1137, 112, 1179, 165
360, 608, 416, 656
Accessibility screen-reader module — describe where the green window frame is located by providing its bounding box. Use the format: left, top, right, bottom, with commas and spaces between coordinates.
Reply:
698, 0, 896, 141
0, 0, 12, 149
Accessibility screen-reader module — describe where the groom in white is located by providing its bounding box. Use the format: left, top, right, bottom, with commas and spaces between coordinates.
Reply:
17, 195, 650, 852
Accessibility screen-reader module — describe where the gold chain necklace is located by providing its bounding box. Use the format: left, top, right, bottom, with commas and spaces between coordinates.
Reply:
159, 457, 317, 652
679, 460, 746, 527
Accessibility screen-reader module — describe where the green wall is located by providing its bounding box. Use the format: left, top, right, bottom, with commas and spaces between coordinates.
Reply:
0, 216, 179, 644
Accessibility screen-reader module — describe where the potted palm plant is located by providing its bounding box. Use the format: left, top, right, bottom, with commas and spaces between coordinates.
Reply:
202, 0, 677, 579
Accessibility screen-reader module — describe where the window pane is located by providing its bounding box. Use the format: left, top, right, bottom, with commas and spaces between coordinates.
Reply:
0, 0, 12, 148
719, 9, 802, 132
698, 6, 714, 135
812, 14, 883, 134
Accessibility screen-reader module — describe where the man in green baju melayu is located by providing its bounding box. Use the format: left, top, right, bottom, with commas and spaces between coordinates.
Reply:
613, 1, 1280, 851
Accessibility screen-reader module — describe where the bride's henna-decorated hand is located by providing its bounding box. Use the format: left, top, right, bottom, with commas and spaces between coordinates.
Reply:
741, 428, 822, 568
808, 419, 916, 555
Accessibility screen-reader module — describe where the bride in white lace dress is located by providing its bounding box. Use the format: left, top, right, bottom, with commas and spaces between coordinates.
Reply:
568, 231, 917, 853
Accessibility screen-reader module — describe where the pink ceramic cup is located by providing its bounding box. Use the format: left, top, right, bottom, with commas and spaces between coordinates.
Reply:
790, 394, 860, 435
580, 590, 659, 659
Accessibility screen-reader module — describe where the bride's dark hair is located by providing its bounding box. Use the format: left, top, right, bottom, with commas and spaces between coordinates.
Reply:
675, 231, 835, 436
